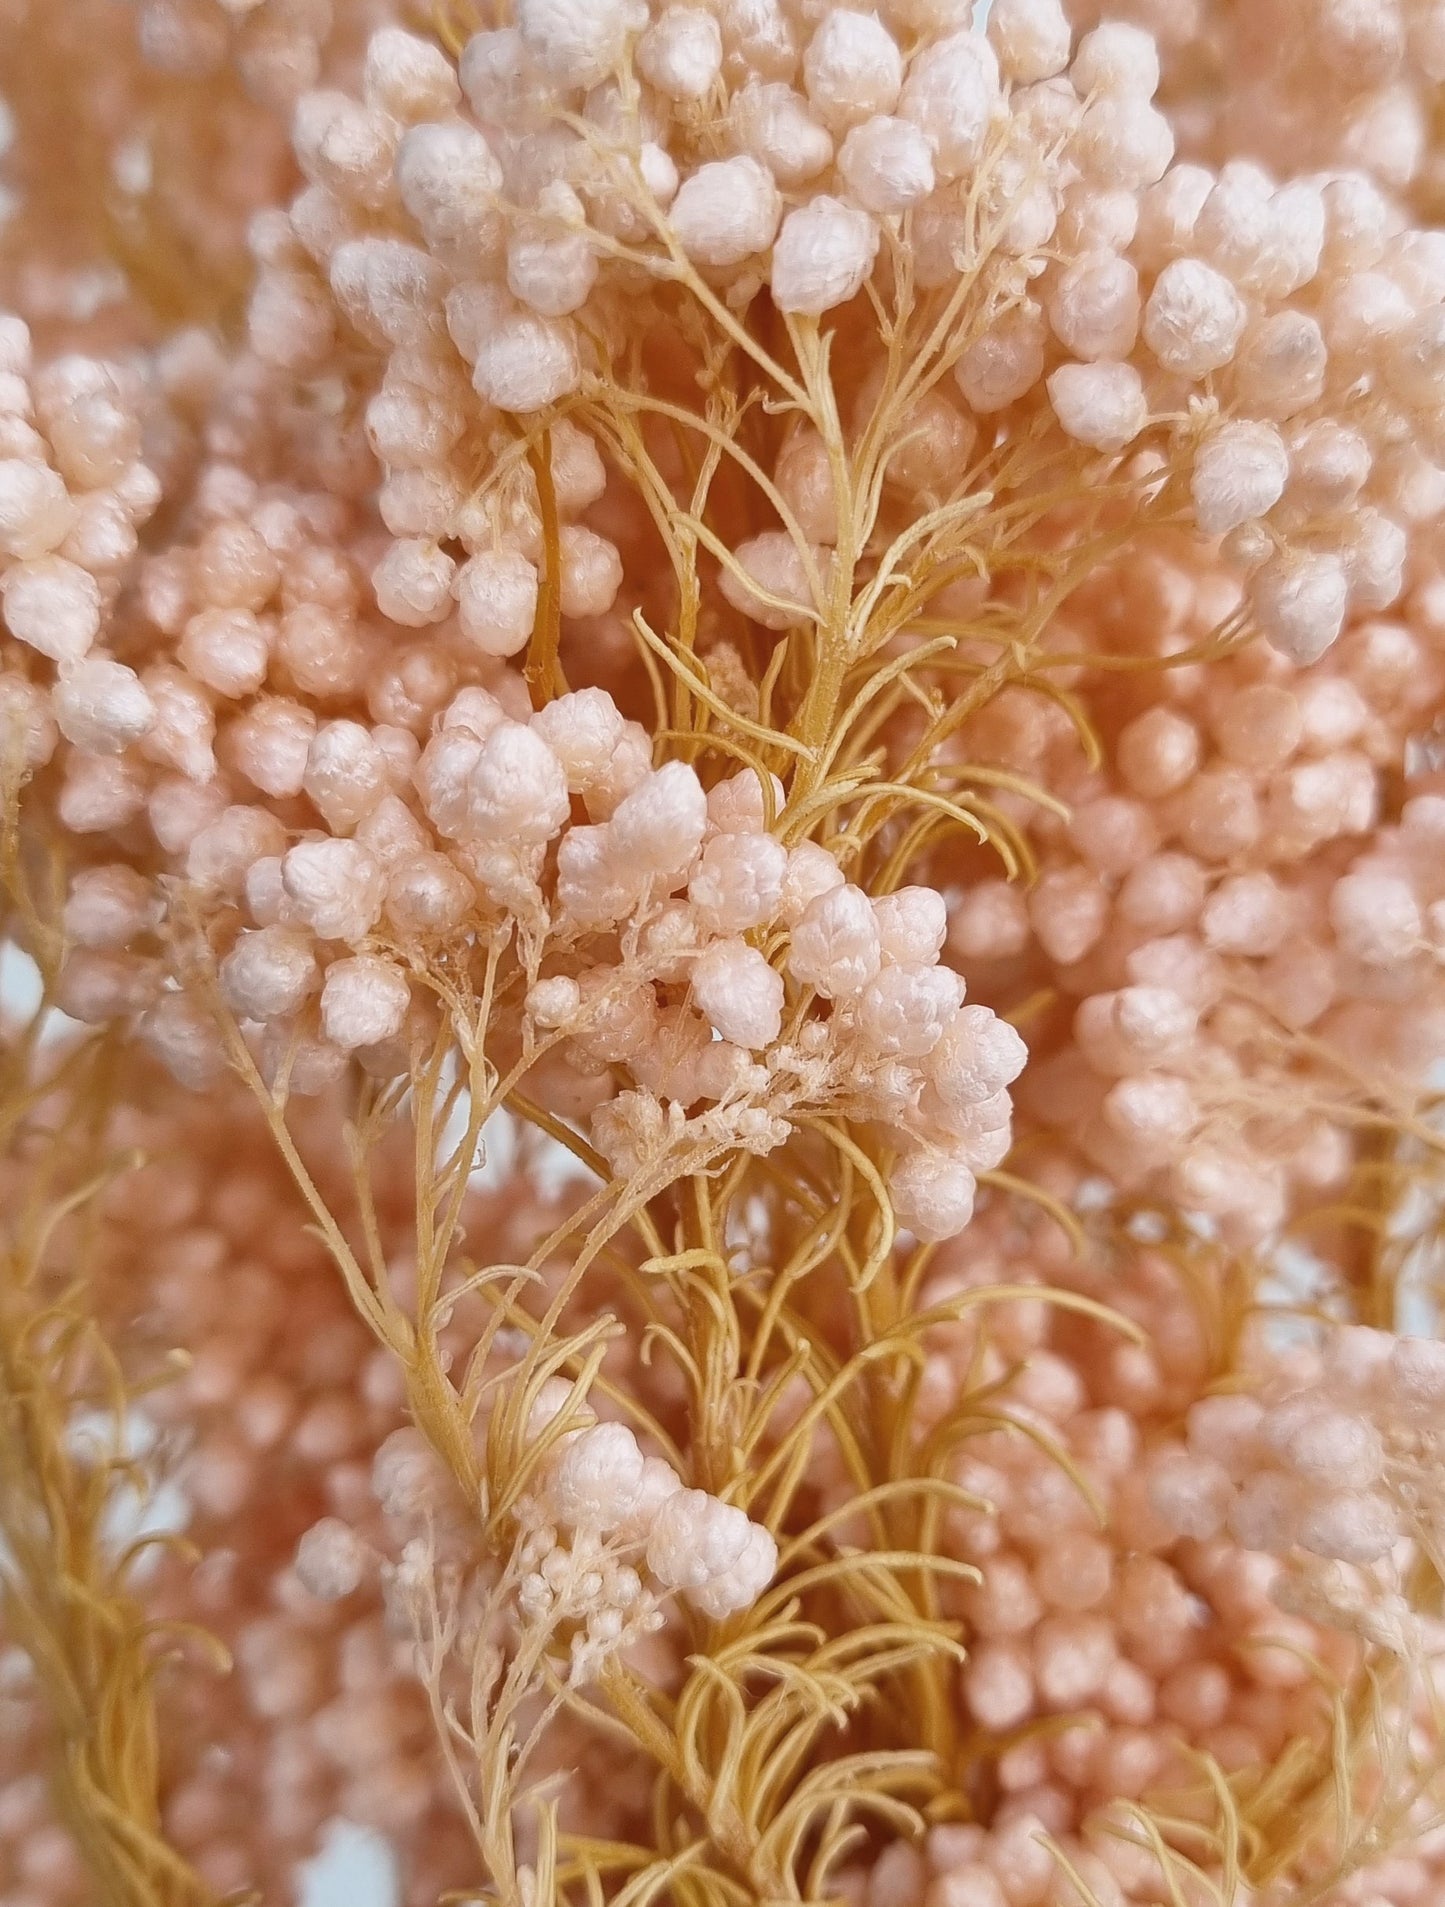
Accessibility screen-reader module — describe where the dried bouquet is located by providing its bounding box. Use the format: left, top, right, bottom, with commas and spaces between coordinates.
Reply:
4, 1, 1445, 1905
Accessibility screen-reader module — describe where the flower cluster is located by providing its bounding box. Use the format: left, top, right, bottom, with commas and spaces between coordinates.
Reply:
1079, 0, 1445, 216
5, 0, 1445, 1903
1152, 1327, 1445, 1571
0, 325, 159, 743
835, 1200, 1445, 1907
0, 1067, 487, 1904
523, 1412, 777, 1643
943, 532, 1445, 1243
232, 0, 1436, 683
516, 734, 1024, 1233
32, 587, 1028, 1233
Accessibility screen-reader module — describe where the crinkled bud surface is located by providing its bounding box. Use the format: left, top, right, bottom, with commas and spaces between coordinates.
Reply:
770, 198, 880, 314
549, 1422, 648, 1530
692, 938, 784, 1048
646, 1487, 777, 1616
610, 762, 708, 879
788, 884, 882, 998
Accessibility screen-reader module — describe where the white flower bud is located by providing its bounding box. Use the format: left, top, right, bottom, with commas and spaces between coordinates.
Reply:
1047, 251, 1140, 362
179, 607, 272, 699
527, 974, 582, 1027
456, 548, 539, 656
1329, 870, 1423, 967
1142, 258, 1246, 378
889, 1146, 978, 1240
988, 0, 1071, 82
385, 853, 473, 937
898, 29, 999, 176
466, 722, 571, 844
320, 955, 411, 1049
221, 925, 319, 1021
549, 1421, 647, 1529
1250, 550, 1350, 664
556, 824, 640, 925
1075, 985, 1196, 1074
1191, 421, 1289, 536
531, 687, 627, 789
372, 539, 455, 627
295, 1517, 368, 1599
690, 1522, 777, 1619
872, 887, 948, 965
689, 831, 787, 930
280, 838, 386, 942
396, 122, 504, 261
1072, 95, 1172, 189
1071, 21, 1159, 97
53, 658, 155, 754
770, 197, 880, 314
1046, 360, 1148, 451
955, 302, 1048, 412
472, 314, 580, 413
364, 27, 461, 119
610, 761, 708, 879
515, 0, 647, 88
637, 7, 723, 99
837, 115, 935, 216
788, 884, 881, 998
670, 157, 782, 269
705, 767, 786, 835
559, 526, 623, 619
2, 555, 100, 661
856, 964, 963, 1057
691, 938, 784, 1049
730, 81, 834, 188
303, 720, 389, 833
803, 9, 903, 130
930, 1004, 1027, 1108
1346, 509, 1407, 612
646, 1486, 776, 1616
0, 457, 75, 560
329, 237, 447, 346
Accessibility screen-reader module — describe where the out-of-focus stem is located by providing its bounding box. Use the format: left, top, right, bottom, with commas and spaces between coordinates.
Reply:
0, 1236, 219, 1907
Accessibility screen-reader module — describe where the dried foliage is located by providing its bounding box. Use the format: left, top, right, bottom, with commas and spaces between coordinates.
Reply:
4, 0, 1445, 1904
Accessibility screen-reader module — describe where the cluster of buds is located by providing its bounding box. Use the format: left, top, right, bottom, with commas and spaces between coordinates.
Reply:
522, 1413, 777, 1667
1150, 1327, 1445, 1570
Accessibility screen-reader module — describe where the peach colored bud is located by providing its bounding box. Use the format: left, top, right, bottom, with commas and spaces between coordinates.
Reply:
770, 198, 880, 314
1046, 360, 1148, 451
889, 1145, 978, 1240
221, 927, 318, 1022
281, 838, 386, 942
320, 956, 411, 1050
805, 9, 903, 131
789, 883, 881, 998
692, 939, 784, 1049
294, 1517, 368, 1599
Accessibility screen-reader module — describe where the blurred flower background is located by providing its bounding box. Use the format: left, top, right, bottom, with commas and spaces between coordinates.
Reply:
5, 0, 1445, 1905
